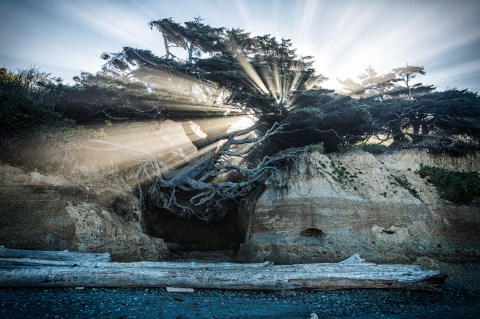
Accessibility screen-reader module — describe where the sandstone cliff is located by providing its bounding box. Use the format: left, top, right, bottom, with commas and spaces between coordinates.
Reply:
0, 120, 199, 261
0, 164, 168, 261
2, 118, 479, 265
238, 150, 480, 264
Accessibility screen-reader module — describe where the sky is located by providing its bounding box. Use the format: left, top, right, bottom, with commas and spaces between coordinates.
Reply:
1, 0, 479, 92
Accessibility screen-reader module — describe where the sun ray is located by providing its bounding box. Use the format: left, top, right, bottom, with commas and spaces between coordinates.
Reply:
234, 52, 269, 95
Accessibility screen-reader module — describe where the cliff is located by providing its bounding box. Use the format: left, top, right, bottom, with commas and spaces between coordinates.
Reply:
0, 119, 199, 261
238, 150, 480, 264
1, 120, 479, 266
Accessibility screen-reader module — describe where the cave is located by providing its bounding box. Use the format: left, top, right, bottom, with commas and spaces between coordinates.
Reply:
143, 202, 245, 260
300, 228, 325, 238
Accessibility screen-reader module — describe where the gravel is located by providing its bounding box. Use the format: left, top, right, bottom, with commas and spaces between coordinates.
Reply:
1, 287, 479, 319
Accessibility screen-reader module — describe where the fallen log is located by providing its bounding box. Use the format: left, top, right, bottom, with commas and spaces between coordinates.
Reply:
0, 246, 111, 262
0, 251, 446, 291
0, 258, 272, 269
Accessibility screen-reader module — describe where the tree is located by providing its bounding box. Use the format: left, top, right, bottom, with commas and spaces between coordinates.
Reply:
128, 17, 342, 220
148, 18, 184, 60
362, 88, 480, 150
392, 64, 426, 99
415, 89, 480, 139
339, 66, 398, 99
338, 65, 437, 144
339, 65, 434, 100
149, 17, 224, 63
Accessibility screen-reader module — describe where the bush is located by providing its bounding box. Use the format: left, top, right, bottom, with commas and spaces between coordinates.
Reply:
0, 67, 66, 135
417, 164, 480, 204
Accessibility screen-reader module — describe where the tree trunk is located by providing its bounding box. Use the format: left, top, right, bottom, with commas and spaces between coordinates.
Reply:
389, 119, 406, 144
411, 119, 421, 143
162, 34, 171, 59
188, 46, 193, 63
421, 121, 430, 136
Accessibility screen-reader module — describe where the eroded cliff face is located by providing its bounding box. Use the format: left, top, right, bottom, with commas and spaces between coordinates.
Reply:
0, 120, 200, 261
238, 150, 480, 264
0, 165, 168, 261
3, 118, 479, 264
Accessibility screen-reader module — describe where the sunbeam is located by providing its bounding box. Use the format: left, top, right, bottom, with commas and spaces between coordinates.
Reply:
235, 52, 270, 95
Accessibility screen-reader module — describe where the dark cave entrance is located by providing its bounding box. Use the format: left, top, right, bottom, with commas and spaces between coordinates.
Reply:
143, 202, 245, 261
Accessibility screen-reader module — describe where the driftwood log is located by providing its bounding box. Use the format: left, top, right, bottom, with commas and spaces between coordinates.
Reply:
0, 246, 111, 262
0, 249, 447, 291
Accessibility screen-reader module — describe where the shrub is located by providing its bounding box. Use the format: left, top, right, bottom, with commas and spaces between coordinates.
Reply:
417, 164, 480, 204
0, 67, 66, 135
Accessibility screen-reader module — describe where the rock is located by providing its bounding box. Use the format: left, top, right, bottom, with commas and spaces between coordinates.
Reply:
65, 202, 167, 261
0, 164, 168, 262
0, 120, 201, 261
238, 150, 480, 264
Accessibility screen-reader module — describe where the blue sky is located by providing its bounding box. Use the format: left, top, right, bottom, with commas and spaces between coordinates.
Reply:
1, 0, 479, 92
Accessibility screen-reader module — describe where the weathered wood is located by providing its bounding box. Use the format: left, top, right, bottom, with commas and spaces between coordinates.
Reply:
0, 258, 272, 269
0, 265, 446, 291
0, 246, 111, 262
0, 253, 447, 291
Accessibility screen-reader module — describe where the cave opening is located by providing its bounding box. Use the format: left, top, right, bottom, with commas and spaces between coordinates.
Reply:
143, 201, 245, 261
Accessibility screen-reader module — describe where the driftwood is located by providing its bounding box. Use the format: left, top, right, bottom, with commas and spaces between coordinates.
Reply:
0, 258, 271, 269
0, 250, 446, 291
0, 246, 111, 262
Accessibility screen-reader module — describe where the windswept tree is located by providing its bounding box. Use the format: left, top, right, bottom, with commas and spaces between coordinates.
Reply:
147, 18, 184, 60
338, 65, 437, 144
392, 64, 426, 99
149, 17, 224, 63
80, 17, 372, 221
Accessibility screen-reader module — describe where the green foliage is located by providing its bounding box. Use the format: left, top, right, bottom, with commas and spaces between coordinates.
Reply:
362, 89, 480, 150
149, 17, 225, 62
417, 164, 480, 204
0, 67, 68, 135
281, 92, 372, 151
417, 89, 480, 138
146, 18, 324, 117
292, 105, 325, 117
